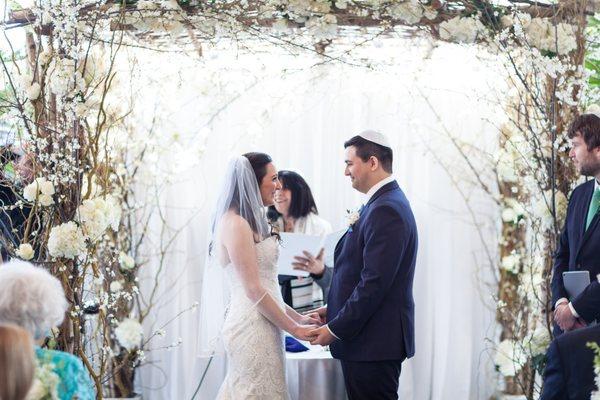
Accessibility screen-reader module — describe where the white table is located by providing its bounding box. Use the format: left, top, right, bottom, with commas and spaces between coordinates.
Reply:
285, 343, 347, 400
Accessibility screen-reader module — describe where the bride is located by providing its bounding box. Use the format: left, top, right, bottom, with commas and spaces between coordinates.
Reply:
201, 152, 320, 399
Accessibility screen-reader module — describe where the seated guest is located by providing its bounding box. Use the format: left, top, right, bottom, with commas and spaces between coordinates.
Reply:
0, 324, 35, 400
267, 170, 332, 309
540, 324, 600, 400
0, 260, 95, 400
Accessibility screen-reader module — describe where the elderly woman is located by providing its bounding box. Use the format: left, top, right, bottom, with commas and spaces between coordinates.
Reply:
0, 260, 95, 400
0, 324, 35, 400
268, 170, 333, 309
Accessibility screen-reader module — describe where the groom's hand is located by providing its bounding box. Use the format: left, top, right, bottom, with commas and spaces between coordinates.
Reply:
308, 325, 335, 346
303, 306, 327, 325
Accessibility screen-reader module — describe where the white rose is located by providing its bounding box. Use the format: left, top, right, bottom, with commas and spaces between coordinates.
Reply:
48, 221, 87, 259
119, 252, 135, 270
23, 182, 39, 202
115, 318, 143, 350
26, 83, 41, 101
16, 243, 34, 260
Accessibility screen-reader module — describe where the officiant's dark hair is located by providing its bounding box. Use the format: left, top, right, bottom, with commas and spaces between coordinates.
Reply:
267, 171, 318, 222
569, 114, 600, 151
344, 136, 393, 173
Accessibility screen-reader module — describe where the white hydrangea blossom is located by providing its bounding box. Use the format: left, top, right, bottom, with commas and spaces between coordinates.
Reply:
387, 0, 424, 25
305, 14, 338, 39
77, 196, 120, 240
119, 252, 135, 270
439, 16, 487, 44
525, 18, 577, 55
115, 318, 143, 350
501, 254, 521, 274
26, 82, 41, 101
48, 221, 87, 259
494, 339, 528, 377
532, 190, 568, 229
110, 280, 124, 293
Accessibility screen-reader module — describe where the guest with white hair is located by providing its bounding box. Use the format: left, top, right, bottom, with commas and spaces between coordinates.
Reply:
0, 260, 95, 400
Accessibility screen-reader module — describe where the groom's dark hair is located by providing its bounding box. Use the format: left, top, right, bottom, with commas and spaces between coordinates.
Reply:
344, 136, 393, 173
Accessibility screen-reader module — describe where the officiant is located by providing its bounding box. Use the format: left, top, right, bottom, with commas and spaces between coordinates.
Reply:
268, 170, 333, 310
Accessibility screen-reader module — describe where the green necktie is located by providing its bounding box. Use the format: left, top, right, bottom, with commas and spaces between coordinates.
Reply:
586, 188, 600, 230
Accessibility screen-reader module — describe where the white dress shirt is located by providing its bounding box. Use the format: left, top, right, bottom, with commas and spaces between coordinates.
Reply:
326, 175, 396, 340
556, 179, 600, 318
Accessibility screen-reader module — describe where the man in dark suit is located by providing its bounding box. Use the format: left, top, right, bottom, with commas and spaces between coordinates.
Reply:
540, 324, 600, 399
306, 130, 418, 399
553, 114, 600, 334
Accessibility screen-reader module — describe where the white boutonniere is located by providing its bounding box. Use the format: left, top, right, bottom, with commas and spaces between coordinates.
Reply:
346, 208, 361, 232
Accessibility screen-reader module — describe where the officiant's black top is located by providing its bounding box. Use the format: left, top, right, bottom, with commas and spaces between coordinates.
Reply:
552, 179, 600, 326
541, 324, 600, 400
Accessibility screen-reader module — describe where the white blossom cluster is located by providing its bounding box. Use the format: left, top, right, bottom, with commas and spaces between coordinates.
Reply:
115, 318, 144, 350
439, 16, 487, 44
47, 221, 87, 260
23, 177, 55, 207
386, 0, 436, 25
76, 195, 122, 240
26, 361, 60, 400
501, 13, 578, 55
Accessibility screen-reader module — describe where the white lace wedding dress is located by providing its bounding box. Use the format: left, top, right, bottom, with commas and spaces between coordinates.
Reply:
217, 236, 289, 399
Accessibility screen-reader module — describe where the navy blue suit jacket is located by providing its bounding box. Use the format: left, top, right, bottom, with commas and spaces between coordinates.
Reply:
540, 325, 600, 400
327, 181, 418, 362
552, 179, 600, 324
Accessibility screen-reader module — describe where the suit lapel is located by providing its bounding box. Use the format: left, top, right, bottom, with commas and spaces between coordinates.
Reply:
577, 180, 597, 258
366, 181, 399, 207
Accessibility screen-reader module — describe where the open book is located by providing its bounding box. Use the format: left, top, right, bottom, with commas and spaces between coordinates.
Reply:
277, 230, 346, 277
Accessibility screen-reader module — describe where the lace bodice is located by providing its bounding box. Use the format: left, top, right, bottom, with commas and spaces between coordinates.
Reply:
225, 236, 281, 299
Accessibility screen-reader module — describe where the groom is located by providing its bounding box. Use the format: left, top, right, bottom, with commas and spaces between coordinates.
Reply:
307, 130, 418, 399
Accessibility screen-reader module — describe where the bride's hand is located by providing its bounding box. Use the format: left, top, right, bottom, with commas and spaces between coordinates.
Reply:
292, 324, 318, 341
299, 314, 323, 326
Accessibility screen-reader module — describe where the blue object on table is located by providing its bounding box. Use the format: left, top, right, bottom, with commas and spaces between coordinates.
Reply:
285, 335, 309, 352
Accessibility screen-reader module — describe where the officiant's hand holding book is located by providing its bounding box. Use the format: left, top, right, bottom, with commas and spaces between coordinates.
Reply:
293, 248, 325, 275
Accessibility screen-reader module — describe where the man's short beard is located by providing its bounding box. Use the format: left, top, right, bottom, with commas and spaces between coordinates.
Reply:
580, 159, 600, 177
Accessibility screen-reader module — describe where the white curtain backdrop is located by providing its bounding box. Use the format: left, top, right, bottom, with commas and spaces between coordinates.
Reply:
130, 37, 506, 399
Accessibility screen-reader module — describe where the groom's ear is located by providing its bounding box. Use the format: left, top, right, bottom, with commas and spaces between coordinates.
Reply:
369, 156, 380, 171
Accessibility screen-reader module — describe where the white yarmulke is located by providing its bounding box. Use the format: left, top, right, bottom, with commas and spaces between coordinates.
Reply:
357, 130, 391, 148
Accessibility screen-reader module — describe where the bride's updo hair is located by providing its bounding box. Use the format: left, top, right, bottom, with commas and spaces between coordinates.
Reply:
243, 152, 272, 186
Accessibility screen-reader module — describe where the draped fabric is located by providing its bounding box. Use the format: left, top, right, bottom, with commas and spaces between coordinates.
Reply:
134, 38, 504, 399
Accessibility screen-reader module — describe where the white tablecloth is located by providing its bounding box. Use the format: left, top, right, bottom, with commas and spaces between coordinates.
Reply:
285, 344, 347, 400
189, 344, 347, 399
